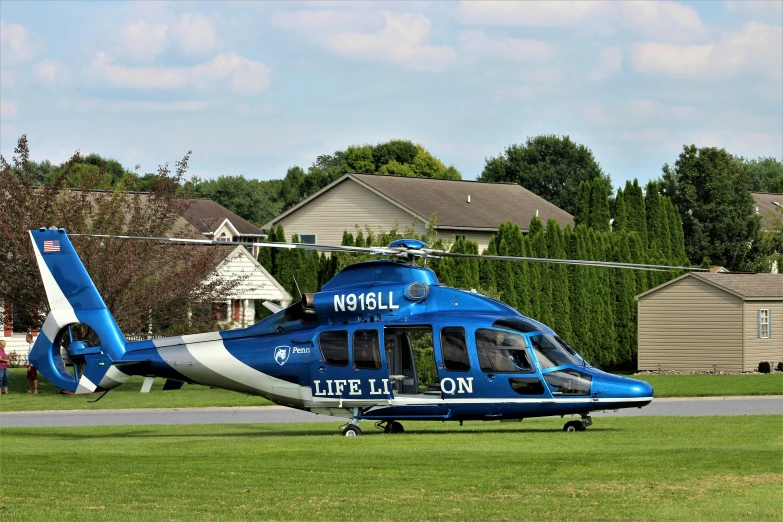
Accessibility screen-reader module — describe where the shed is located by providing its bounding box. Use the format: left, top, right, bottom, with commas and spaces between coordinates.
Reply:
635, 273, 782, 372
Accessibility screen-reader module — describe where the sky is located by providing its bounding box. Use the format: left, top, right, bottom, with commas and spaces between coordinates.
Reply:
1, 0, 781, 189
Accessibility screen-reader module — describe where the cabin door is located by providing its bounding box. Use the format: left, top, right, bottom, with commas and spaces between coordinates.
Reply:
311, 327, 393, 401
434, 326, 485, 417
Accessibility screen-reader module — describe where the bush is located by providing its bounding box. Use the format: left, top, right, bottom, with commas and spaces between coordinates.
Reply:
776, 362, 783, 372
757, 361, 771, 374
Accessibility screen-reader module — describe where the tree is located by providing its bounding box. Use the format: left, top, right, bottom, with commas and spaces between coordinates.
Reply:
478, 135, 611, 215
613, 187, 627, 232
192, 175, 283, 226
0, 135, 240, 335
545, 219, 572, 341
625, 180, 648, 248
589, 177, 611, 232
661, 145, 760, 271
743, 156, 783, 193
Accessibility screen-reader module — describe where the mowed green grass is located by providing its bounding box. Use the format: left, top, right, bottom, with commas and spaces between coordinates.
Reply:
635, 373, 783, 397
1, 416, 782, 521
0, 368, 273, 412
1, 369, 781, 413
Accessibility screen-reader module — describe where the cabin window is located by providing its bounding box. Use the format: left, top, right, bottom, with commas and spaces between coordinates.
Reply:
300, 234, 317, 244
528, 333, 579, 369
475, 328, 534, 373
758, 309, 770, 338
319, 330, 349, 366
353, 329, 381, 370
542, 369, 592, 396
440, 327, 470, 371
508, 377, 545, 395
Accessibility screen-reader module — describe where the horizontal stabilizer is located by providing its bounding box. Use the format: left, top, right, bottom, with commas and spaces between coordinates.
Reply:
262, 301, 283, 314
140, 376, 155, 393
163, 379, 185, 391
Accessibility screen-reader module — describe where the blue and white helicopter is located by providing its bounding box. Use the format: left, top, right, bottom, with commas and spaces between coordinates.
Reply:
28, 227, 702, 435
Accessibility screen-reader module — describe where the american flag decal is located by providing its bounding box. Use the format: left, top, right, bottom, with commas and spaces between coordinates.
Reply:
43, 240, 60, 253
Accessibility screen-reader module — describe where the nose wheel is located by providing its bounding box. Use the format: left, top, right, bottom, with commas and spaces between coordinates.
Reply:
341, 424, 363, 437
563, 415, 592, 432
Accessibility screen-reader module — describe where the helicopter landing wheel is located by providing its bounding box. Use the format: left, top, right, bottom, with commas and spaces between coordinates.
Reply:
384, 421, 404, 434
563, 420, 585, 432
341, 424, 363, 437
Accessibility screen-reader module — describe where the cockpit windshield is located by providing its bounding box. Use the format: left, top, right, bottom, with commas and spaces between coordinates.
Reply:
527, 333, 580, 369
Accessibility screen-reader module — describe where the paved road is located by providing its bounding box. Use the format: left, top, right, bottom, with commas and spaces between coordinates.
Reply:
1, 396, 781, 428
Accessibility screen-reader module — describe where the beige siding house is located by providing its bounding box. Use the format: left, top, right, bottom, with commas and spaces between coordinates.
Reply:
262, 173, 574, 253
636, 273, 783, 372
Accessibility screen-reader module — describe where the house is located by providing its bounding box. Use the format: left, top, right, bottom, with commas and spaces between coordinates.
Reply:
752, 192, 782, 230
2, 193, 290, 360
262, 173, 574, 253
636, 273, 783, 372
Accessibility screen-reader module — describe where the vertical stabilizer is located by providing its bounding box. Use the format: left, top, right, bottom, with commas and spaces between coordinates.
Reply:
28, 228, 128, 393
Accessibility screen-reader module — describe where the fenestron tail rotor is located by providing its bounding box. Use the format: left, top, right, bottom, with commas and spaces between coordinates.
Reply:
69, 233, 708, 272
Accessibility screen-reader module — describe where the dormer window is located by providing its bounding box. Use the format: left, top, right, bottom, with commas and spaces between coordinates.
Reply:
219, 232, 228, 242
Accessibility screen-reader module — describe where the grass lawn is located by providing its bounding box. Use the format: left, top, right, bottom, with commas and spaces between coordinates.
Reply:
1, 369, 780, 413
1, 416, 782, 521
0, 368, 273, 412
634, 373, 783, 397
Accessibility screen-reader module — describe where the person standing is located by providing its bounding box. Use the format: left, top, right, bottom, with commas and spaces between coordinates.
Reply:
0, 340, 9, 394
26, 333, 38, 394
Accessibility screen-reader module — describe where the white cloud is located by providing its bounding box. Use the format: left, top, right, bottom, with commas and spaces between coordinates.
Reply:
0, 21, 34, 62
587, 46, 623, 82
0, 99, 19, 119
176, 14, 216, 55
60, 98, 208, 113
90, 52, 271, 95
456, 1, 609, 28
583, 99, 703, 126
271, 9, 381, 32
33, 60, 63, 83
327, 11, 457, 72
118, 19, 168, 61
236, 103, 282, 116
632, 22, 783, 79
459, 30, 554, 63
724, 0, 783, 19
456, 1, 705, 41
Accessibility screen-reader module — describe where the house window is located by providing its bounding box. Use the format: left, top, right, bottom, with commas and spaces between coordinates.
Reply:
300, 234, 317, 244
758, 309, 770, 338
219, 232, 228, 242
454, 235, 467, 242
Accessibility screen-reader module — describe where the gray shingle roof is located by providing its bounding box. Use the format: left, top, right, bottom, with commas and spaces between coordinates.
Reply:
180, 198, 264, 236
352, 174, 574, 231
693, 273, 783, 299
752, 192, 783, 230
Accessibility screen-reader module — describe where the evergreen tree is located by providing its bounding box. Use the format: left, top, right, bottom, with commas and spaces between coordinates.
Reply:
627, 231, 648, 294
613, 187, 627, 232
645, 181, 670, 259
479, 238, 497, 293
494, 238, 517, 310
565, 226, 589, 353
664, 197, 688, 265
531, 225, 553, 327
611, 232, 636, 365
574, 180, 591, 228
625, 180, 648, 248
257, 226, 276, 270
588, 177, 611, 232
546, 219, 572, 341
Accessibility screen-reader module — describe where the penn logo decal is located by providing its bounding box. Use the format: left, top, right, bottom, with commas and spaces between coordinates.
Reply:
274, 346, 291, 366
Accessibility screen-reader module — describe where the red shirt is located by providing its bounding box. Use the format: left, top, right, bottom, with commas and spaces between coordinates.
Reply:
0, 348, 8, 369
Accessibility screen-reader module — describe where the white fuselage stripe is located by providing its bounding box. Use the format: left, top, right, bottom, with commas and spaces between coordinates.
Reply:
29, 231, 73, 311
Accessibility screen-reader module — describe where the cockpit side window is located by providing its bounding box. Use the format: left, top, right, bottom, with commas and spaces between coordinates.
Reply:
440, 327, 470, 371
319, 330, 349, 366
528, 333, 579, 369
475, 328, 534, 374
353, 329, 381, 370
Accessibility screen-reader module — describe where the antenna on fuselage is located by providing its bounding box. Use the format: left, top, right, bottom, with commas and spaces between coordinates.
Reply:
292, 275, 302, 300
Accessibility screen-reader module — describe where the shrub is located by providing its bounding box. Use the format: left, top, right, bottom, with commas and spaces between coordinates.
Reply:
757, 361, 771, 374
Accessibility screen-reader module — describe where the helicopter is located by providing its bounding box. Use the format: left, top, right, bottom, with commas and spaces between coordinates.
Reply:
27, 227, 705, 436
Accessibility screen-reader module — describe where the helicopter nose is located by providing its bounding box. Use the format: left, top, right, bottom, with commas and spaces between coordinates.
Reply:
592, 373, 654, 399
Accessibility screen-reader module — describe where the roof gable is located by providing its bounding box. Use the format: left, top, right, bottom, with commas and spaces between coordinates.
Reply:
181, 198, 265, 236
263, 173, 574, 232
636, 272, 783, 301
752, 192, 783, 230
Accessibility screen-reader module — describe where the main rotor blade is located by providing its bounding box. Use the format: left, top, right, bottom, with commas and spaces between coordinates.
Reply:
69, 233, 399, 256
427, 250, 707, 272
